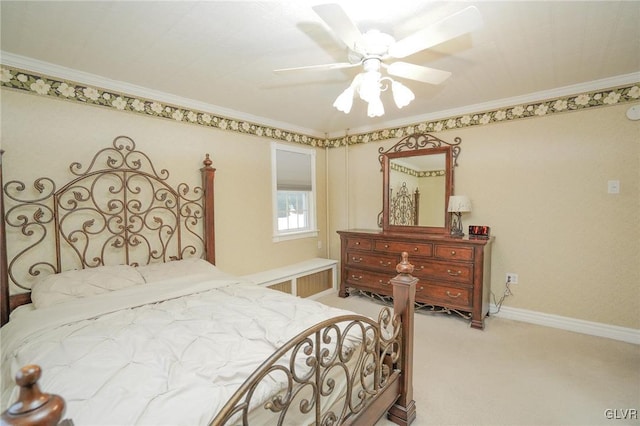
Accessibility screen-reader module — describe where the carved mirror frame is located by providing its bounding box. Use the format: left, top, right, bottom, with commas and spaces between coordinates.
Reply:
379, 133, 461, 235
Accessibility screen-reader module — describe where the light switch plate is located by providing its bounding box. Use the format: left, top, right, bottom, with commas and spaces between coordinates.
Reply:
608, 180, 620, 194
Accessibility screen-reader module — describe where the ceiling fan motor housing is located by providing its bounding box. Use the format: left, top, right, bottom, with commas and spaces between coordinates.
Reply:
355, 30, 395, 57
362, 57, 382, 72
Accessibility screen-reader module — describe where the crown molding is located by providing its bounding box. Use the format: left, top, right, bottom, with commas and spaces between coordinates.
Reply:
2, 51, 638, 148
0, 51, 325, 139
332, 72, 640, 138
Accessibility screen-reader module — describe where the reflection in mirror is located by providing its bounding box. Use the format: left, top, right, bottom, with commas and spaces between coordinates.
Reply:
379, 133, 461, 235
389, 153, 446, 227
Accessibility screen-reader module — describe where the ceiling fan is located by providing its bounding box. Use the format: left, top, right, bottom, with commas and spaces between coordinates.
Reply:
275, 3, 483, 117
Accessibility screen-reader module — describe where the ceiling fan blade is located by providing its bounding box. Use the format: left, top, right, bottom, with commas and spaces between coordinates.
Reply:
387, 62, 452, 85
312, 3, 363, 50
388, 6, 483, 59
274, 62, 359, 73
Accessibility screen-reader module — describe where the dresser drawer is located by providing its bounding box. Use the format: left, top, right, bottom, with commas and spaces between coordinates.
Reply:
434, 244, 474, 261
344, 268, 393, 295
419, 284, 472, 309
415, 261, 473, 285
346, 237, 373, 251
339, 229, 492, 329
346, 251, 398, 272
374, 240, 433, 257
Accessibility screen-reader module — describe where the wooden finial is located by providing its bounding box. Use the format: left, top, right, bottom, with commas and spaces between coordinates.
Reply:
203, 153, 213, 168
396, 251, 415, 275
1, 365, 66, 426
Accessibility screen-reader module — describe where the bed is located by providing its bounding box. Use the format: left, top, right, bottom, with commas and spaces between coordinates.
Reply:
0, 136, 417, 425
389, 182, 419, 226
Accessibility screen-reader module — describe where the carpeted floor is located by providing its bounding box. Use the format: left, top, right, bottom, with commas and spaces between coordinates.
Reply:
317, 292, 640, 426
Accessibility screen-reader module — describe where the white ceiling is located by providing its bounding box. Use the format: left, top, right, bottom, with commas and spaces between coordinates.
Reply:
1, 1, 639, 137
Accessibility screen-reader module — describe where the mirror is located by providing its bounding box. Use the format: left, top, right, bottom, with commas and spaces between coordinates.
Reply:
379, 134, 461, 235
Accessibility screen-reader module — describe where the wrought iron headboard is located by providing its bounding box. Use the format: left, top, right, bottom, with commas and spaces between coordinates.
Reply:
0, 136, 216, 324
389, 182, 419, 226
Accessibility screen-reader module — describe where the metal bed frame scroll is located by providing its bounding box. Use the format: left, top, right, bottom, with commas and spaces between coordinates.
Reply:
1, 136, 417, 426
0, 135, 216, 324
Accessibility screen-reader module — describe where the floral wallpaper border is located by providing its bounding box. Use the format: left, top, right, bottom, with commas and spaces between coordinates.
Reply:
2, 65, 638, 149
390, 161, 444, 178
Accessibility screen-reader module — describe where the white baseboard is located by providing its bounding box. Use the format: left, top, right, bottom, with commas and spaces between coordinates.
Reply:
490, 304, 640, 345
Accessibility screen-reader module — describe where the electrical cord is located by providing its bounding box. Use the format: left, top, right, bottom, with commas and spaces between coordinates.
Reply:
490, 278, 513, 314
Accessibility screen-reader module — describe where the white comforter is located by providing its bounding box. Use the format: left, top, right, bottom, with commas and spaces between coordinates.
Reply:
1, 275, 355, 425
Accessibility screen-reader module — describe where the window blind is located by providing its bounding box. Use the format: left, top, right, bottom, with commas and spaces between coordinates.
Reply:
276, 149, 312, 191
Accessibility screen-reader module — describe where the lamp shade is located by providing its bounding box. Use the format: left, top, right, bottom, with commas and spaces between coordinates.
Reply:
358, 71, 381, 103
332, 87, 354, 113
448, 195, 472, 212
367, 96, 384, 117
391, 80, 415, 109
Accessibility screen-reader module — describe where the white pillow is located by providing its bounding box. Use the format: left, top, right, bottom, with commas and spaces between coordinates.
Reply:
136, 258, 224, 283
9, 303, 35, 321
31, 265, 145, 309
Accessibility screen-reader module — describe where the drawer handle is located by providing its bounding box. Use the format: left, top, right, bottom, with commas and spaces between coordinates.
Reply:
446, 291, 462, 298
379, 279, 390, 286
413, 247, 419, 252
379, 260, 392, 267
355, 241, 360, 245
450, 250, 456, 256
351, 275, 363, 281
384, 244, 389, 248
447, 269, 462, 276
351, 256, 363, 263
416, 286, 424, 292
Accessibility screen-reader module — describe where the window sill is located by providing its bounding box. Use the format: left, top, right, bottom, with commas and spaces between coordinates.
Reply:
272, 229, 319, 242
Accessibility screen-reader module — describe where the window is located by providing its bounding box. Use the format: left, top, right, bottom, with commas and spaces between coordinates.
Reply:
272, 143, 317, 241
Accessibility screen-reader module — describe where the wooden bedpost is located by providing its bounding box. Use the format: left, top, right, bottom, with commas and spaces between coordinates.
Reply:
200, 154, 216, 265
388, 252, 417, 425
1, 150, 9, 326
1, 365, 66, 426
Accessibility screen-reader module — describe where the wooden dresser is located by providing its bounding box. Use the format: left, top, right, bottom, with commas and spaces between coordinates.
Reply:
338, 229, 493, 329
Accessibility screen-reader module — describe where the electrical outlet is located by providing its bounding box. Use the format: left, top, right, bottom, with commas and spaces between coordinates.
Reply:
506, 273, 518, 284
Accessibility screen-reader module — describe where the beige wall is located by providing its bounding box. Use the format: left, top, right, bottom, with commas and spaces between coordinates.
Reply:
328, 104, 640, 329
2, 89, 639, 330
1, 91, 328, 278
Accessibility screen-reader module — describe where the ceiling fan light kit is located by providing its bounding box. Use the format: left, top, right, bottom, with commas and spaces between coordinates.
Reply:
391, 80, 415, 109
332, 86, 355, 113
332, 68, 416, 117
367, 95, 385, 118
278, 4, 483, 118
358, 69, 382, 103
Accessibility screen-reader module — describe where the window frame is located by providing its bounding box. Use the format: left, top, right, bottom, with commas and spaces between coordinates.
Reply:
271, 142, 318, 242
